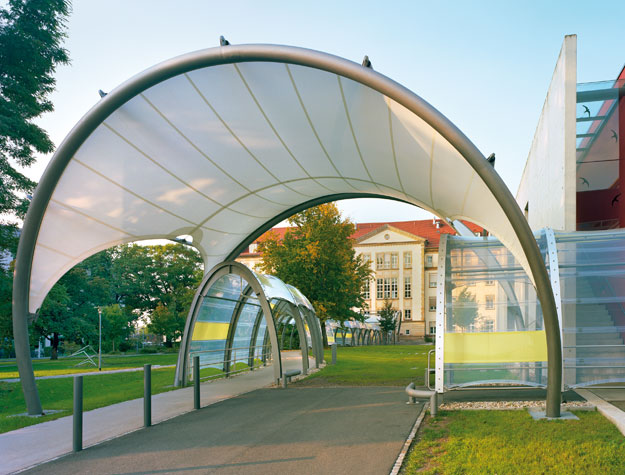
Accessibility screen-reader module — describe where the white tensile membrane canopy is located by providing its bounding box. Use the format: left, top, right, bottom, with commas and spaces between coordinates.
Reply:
29, 48, 527, 313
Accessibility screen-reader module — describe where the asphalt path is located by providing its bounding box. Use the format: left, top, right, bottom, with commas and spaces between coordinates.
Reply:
24, 387, 422, 475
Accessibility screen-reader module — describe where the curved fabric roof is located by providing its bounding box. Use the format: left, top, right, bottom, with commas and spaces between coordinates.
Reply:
25, 44, 528, 312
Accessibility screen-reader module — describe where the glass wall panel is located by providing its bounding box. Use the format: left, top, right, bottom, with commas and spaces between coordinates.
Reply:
232, 298, 262, 366
576, 79, 623, 231
443, 233, 548, 388
190, 274, 248, 371
556, 229, 625, 387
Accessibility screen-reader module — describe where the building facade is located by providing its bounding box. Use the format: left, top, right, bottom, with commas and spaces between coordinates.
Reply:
237, 218, 483, 338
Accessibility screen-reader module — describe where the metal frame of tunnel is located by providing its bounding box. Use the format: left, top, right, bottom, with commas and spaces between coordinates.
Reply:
175, 261, 283, 386
11, 43, 563, 417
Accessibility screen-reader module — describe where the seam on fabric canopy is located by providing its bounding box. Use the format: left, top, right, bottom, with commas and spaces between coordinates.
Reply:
223, 68, 340, 195
337, 75, 383, 194
284, 64, 361, 193
387, 102, 408, 198
139, 93, 309, 205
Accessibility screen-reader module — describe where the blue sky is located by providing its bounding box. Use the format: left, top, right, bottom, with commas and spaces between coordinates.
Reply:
30, 0, 625, 223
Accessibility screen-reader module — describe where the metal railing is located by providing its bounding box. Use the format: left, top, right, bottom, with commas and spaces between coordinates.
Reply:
189, 344, 272, 382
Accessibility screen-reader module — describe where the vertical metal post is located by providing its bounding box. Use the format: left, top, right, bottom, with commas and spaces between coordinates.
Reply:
331, 343, 337, 365
73, 376, 83, 452
435, 235, 448, 394
193, 355, 200, 410
98, 307, 102, 371
544, 228, 564, 391
144, 364, 151, 427
430, 393, 438, 416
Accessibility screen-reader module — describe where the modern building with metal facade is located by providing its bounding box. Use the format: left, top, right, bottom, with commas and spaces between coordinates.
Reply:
12, 43, 563, 417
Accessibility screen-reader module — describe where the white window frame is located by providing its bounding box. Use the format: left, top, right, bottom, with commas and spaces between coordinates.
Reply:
404, 251, 412, 268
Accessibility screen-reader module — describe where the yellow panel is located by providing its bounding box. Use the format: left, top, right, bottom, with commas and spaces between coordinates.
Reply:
192, 322, 229, 341
444, 331, 547, 364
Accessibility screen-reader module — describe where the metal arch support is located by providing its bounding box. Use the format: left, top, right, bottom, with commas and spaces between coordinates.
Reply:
544, 228, 564, 391
287, 304, 310, 374
248, 305, 265, 368
223, 284, 255, 376
435, 234, 449, 394
306, 307, 324, 365
13, 43, 562, 417
300, 306, 322, 367
175, 261, 282, 387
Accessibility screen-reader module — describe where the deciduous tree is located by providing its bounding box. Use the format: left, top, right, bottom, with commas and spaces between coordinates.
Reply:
378, 299, 398, 342
0, 0, 70, 219
257, 203, 371, 345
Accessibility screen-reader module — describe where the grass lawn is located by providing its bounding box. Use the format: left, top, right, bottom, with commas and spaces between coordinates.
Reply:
0, 353, 179, 378
402, 409, 625, 474
0, 366, 179, 434
294, 344, 433, 387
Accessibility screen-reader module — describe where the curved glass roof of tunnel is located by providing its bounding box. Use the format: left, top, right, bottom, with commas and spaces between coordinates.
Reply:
22, 44, 541, 315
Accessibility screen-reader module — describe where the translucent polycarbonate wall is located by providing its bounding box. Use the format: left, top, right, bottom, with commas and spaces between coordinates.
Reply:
441, 233, 549, 389
440, 227, 625, 390
556, 229, 625, 387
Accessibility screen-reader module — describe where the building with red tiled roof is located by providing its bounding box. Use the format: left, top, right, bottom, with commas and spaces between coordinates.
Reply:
237, 218, 484, 339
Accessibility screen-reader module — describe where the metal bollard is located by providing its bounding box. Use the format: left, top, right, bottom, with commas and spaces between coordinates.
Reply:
73, 376, 83, 452
331, 344, 337, 365
193, 355, 200, 410
430, 392, 438, 417
144, 364, 151, 427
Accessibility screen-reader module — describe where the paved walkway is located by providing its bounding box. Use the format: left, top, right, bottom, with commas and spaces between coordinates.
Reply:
22, 387, 422, 475
0, 365, 176, 383
1, 354, 311, 474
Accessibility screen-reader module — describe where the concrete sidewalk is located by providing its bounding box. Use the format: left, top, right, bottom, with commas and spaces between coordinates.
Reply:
23, 387, 422, 475
1, 354, 312, 474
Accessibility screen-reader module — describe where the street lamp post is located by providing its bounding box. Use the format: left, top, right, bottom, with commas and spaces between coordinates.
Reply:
97, 307, 102, 371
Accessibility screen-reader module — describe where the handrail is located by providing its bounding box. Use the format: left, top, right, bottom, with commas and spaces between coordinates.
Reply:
189, 344, 272, 381
405, 382, 438, 416
426, 349, 435, 391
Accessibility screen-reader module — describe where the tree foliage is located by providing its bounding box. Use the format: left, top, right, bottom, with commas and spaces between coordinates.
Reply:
378, 299, 397, 334
0, 0, 70, 219
28, 242, 203, 357
452, 287, 480, 332
145, 244, 203, 345
257, 203, 371, 342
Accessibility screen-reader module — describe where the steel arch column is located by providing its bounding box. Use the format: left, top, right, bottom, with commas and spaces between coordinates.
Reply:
12, 43, 562, 417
